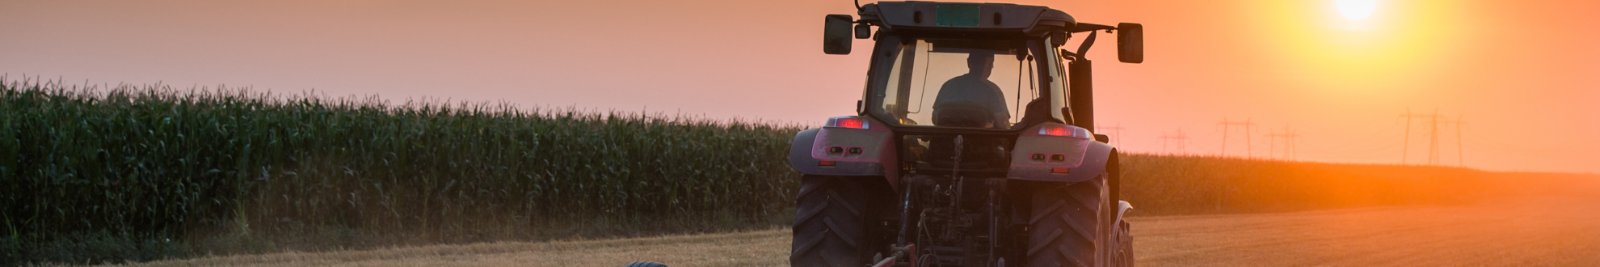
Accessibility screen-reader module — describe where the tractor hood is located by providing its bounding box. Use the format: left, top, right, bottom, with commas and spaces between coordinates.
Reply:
860, 2, 1075, 35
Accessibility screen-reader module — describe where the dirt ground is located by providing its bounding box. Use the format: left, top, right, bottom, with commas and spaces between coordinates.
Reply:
101, 196, 1600, 267
1129, 195, 1600, 266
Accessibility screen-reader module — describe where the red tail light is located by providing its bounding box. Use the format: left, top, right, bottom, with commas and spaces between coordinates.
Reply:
1038, 125, 1070, 137
828, 117, 869, 129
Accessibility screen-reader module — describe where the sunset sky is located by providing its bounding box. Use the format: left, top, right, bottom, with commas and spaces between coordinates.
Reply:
3, 0, 1597, 173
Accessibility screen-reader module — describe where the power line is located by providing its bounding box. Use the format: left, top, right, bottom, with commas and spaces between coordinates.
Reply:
1399, 109, 1438, 165
1158, 129, 1189, 155
1399, 109, 1466, 166
1400, 109, 1413, 164
1185, 129, 1222, 156
1288, 129, 1300, 161
1294, 124, 1404, 155
1267, 126, 1300, 161
1441, 116, 1467, 167
1218, 117, 1255, 158
1268, 129, 1277, 159
1097, 123, 1127, 149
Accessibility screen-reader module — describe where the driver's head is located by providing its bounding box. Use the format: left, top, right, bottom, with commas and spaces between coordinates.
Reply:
967, 53, 995, 78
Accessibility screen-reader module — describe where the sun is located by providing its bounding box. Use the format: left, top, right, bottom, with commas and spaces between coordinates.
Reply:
1336, 0, 1377, 20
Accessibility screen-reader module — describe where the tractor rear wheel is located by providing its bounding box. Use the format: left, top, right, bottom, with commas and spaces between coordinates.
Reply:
1112, 220, 1133, 267
623, 261, 667, 267
1025, 174, 1107, 267
790, 175, 875, 267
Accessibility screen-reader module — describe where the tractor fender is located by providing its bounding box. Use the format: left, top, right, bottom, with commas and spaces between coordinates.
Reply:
1115, 200, 1133, 225
1008, 139, 1113, 183
788, 128, 886, 177
1111, 200, 1134, 260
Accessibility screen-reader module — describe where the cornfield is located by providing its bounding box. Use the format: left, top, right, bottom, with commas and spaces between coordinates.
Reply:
0, 78, 804, 264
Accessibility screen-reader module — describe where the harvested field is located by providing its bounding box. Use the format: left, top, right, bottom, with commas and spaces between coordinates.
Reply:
1129, 195, 1600, 266
98, 195, 1600, 267
92, 230, 791, 267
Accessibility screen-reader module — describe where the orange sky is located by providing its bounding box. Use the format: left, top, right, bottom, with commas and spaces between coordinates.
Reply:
2, 0, 1597, 173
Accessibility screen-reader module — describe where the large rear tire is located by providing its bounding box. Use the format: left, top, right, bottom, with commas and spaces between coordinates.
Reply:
1113, 220, 1133, 267
1025, 174, 1107, 267
624, 261, 668, 267
790, 175, 875, 267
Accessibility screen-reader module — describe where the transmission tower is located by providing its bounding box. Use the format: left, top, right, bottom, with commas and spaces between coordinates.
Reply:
1401, 109, 1411, 164
1268, 129, 1277, 160
1400, 109, 1462, 166
1287, 129, 1299, 161
1218, 118, 1255, 158
1159, 129, 1189, 155
1441, 116, 1468, 167
1267, 127, 1300, 161
1159, 132, 1170, 154
1432, 111, 1444, 165
1178, 131, 1189, 155
1097, 124, 1127, 149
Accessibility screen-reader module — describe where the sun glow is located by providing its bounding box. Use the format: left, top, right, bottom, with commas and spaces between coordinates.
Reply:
1247, 0, 1467, 95
1337, 0, 1377, 20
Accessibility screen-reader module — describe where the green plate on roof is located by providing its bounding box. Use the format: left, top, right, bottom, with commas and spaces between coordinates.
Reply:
936, 3, 980, 27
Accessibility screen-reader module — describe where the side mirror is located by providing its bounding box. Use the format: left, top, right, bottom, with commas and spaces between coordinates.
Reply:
824, 14, 854, 55
1050, 31, 1067, 47
1116, 23, 1144, 63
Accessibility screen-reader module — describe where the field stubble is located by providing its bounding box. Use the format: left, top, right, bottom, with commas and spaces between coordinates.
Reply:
91, 229, 792, 267
95, 194, 1600, 267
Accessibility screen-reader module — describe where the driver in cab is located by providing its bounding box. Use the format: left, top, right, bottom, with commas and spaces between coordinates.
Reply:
932, 52, 1011, 129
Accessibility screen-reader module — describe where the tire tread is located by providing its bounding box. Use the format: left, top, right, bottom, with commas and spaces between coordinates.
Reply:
1025, 176, 1106, 267
790, 175, 874, 267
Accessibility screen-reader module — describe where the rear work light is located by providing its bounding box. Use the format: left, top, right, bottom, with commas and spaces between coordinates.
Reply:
827, 116, 869, 130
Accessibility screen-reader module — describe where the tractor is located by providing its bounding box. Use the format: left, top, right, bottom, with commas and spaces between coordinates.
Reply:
788, 2, 1143, 267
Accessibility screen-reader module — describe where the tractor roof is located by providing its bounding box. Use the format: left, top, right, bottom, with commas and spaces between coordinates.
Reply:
858, 1, 1075, 35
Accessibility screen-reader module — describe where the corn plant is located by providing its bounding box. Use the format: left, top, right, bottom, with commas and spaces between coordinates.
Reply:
0, 77, 804, 263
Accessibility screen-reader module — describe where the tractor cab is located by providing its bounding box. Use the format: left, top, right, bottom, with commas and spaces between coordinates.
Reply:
829, 2, 1142, 130
815, 2, 1143, 179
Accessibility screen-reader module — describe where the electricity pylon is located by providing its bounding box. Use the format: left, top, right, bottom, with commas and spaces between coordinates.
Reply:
1218, 118, 1255, 158
1441, 116, 1468, 167
1400, 109, 1464, 166
1267, 127, 1300, 161
1159, 129, 1189, 155
1097, 124, 1127, 149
